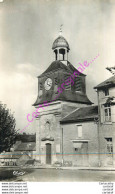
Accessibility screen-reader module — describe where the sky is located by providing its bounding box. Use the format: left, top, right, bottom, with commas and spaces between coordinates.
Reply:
0, 0, 115, 133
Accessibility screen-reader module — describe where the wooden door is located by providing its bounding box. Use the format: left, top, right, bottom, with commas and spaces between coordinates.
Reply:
46, 143, 51, 164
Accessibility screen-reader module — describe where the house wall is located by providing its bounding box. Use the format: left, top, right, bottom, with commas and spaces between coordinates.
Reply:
98, 123, 115, 167
97, 87, 115, 167
61, 121, 99, 167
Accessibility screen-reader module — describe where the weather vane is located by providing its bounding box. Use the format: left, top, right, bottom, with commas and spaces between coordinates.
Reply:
59, 24, 63, 36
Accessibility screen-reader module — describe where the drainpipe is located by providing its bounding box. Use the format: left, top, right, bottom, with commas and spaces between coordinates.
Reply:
97, 90, 101, 167
62, 127, 64, 166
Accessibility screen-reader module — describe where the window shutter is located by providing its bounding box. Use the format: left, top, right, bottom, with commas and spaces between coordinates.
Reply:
111, 105, 115, 122
39, 83, 43, 97
64, 75, 71, 90
75, 77, 82, 92
54, 77, 58, 92
100, 105, 104, 123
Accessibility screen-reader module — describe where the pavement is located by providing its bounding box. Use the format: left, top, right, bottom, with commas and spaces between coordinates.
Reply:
32, 165, 115, 171
61, 166, 115, 171
1, 165, 115, 171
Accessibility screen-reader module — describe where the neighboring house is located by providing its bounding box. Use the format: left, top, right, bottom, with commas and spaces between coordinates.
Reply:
0, 143, 36, 166
15, 133, 36, 142
94, 75, 115, 167
0, 134, 36, 166
60, 106, 99, 167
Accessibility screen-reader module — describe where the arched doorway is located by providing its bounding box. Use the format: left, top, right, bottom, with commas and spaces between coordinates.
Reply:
46, 143, 51, 164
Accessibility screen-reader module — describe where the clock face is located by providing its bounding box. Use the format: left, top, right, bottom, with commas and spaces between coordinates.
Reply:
44, 78, 52, 90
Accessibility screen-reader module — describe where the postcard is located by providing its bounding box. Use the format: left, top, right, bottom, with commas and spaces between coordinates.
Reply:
0, 0, 115, 193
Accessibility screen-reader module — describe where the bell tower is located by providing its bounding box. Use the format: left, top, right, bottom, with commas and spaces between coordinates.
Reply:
33, 29, 92, 166
52, 25, 70, 65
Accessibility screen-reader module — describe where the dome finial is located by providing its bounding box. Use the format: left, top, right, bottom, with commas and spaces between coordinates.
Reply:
59, 24, 63, 36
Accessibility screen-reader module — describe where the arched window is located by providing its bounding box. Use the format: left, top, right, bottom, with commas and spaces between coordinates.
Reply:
45, 121, 51, 137
45, 121, 51, 131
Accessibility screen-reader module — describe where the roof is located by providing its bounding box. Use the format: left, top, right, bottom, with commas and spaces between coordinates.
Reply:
60, 105, 98, 124
38, 60, 85, 78
94, 75, 115, 89
33, 90, 92, 106
34, 60, 91, 106
16, 134, 36, 142
14, 142, 36, 151
52, 35, 70, 50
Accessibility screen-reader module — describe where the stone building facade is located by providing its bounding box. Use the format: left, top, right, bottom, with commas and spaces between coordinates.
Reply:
94, 75, 115, 167
60, 106, 99, 167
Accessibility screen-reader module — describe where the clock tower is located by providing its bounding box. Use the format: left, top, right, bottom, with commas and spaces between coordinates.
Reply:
33, 33, 92, 165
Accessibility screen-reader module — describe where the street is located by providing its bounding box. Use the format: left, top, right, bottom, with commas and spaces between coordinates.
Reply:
21, 169, 115, 182
0, 168, 115, 182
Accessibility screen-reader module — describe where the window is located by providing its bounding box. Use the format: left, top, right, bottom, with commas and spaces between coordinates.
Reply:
77, 125, 82, 138
54, 77, 58, 92
105, 138, 113, 155
104, 88, 109, 96
104, 104, 111, 122
64, 75, 71, 90
107, 143, 113, 154
39, 83, 43, 97
39, 83, 42, 90
55, 77, 58, 85
45, 121, 51, 137
75, 77, 82, 92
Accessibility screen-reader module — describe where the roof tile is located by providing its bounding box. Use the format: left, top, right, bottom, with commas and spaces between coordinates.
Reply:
61, 105, 98, 123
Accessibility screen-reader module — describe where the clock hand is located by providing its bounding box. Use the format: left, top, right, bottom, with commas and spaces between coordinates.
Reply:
47, 83, 51, 86
48, 80, 50, 84
47, 80, 50, 85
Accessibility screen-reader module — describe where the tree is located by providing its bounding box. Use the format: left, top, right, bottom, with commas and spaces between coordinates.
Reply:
0, 103, 17, 153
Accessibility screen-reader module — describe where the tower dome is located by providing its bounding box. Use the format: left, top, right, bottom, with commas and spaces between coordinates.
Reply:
52, 36, 70, 50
